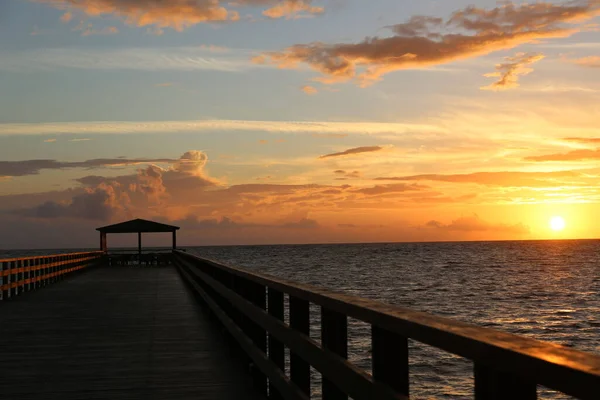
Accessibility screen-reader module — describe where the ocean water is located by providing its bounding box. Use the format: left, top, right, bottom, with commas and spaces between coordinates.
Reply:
187, 240, 600, 399
2, 240, 599, 399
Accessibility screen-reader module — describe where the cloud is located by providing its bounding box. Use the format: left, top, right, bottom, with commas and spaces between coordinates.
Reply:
60, 11, 72, 23
262, 0, 323, 19
525, 148, 600, 161
301, 85, 318, 95
258, 139, 269, 144
333, 170, 361, 179
563, 137, 600, 143
571, 55, 600, 67
0, 119, 441, 136
352, 183, 428, 196
481, 52, 545, 91
425, 214, 529, 234
82, 25, 119, 36
254, 1, 600, 86
155, 82, 174, 87
171, 215, 319, 230
375, 170, 588, 187
33, 0, 324, 29
43, 138, 56, 143
0, 157, 176, 178
319, 146, 383, 159
14, 183, 131, 221
0, 46, 253, 72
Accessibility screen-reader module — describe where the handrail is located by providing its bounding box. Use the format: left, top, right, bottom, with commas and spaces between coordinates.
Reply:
0, 251, 104, 301
173, 250, 600, 400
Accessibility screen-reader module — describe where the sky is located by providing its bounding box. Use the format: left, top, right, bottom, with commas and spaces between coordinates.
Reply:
1, 0, 600, 248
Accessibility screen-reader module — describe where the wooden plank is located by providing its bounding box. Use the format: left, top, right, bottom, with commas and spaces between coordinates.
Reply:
174, 251, 600, 400
0, 265, 265, 400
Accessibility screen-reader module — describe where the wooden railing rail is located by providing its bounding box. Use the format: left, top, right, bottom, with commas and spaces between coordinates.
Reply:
0, 251, 104, 301
173, 250, 600, 400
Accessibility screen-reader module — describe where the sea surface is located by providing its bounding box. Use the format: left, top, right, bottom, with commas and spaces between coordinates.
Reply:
3, 240, 599, 399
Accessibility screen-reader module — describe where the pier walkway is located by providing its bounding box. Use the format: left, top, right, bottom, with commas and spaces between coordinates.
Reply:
0, 265, 262, 400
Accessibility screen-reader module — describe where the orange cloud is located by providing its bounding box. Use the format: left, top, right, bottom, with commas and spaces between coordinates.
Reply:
572, 55, 600, 67
375, 170, 589, 187
481, 52, 545, 91
563, 137, 600, 143
301, 85, 318, 95
525, 148, 600, 161
34, 0, 324, 30
425, 214, 529, 234
319, 146, 382, 159
60, 11, 72, 23
254, 1, 599, 86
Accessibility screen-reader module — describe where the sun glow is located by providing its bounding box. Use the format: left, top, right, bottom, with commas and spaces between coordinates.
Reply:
550, 216, 566, 231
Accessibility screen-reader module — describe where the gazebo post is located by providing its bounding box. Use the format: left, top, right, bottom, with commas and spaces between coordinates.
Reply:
172, 231, 177, 250
138, 232, 142, 262
100, 232, 107, 252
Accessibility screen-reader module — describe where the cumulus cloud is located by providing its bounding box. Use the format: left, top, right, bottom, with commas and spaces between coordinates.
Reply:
481, 52, 545, 91
254, 1, 600, 86
33, 0, 324, 30
375, 170, 587, 187
15, 183, 131, 221
0, 157, 176, 178
319, 146, 383, 159
425, 214, 529, 234
525, 148, 600, 161
301, 85, 318, 95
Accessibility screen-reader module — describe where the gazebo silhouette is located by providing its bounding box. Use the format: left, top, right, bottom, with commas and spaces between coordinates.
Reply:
96, 219, 180, 263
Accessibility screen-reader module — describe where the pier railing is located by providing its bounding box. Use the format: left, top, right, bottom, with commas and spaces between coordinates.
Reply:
173, 250, 600, 400
0, 251, 104, 301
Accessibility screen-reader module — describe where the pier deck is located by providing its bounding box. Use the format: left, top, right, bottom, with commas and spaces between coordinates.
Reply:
0, 265, 263, 400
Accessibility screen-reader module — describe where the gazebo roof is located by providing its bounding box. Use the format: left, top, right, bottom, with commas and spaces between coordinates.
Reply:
96, 218, 180, 234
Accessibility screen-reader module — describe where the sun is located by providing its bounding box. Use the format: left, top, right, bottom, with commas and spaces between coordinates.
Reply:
550, 216, 566, 231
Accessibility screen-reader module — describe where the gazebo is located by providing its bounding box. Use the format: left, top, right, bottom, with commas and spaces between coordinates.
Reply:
96, 219, 180, 261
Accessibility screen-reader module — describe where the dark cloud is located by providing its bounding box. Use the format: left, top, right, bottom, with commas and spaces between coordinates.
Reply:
352, 183, 428, 196
425, 215, 529, 234
174, 215, 319, 230
14, 183, 131, 221
320, 146, 382, 159
255, 1, 599, 86
0, 157, 176, 178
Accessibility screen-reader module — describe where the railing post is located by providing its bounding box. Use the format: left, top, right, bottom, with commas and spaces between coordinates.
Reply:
24, 259, 30, 292
10, 260, 17, 298
474, 364, 537, 400
372, 325, 409, 397
248, 281, 268, 395
34, 258, 40, 290
268, 288, 285, 399
290, 295, 310, 397
1, 261, 8, 300
17, 259, 23, 296
321, 308, 348, 400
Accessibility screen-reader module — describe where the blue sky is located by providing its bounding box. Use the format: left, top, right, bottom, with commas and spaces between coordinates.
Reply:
1, 0, 600, 247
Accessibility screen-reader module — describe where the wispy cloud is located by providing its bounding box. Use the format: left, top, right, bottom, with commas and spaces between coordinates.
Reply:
301, 85, 318, 95
0, 46, 258, 72
0, 119, 443, 136
254, 1, 600, 86
571, 56, 600, 68
319, 146, 383, 159
481, 52, 545, 91
33, 0, 325, 30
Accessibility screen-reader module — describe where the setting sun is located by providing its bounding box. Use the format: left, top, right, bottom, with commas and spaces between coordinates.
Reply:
550, 216, 566, 231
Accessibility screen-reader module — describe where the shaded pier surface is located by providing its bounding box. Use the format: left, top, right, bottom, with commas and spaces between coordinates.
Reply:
0, 266, 264, 400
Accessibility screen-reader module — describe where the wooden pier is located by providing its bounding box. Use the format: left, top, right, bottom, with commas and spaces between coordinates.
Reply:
1, 219, 599, 400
